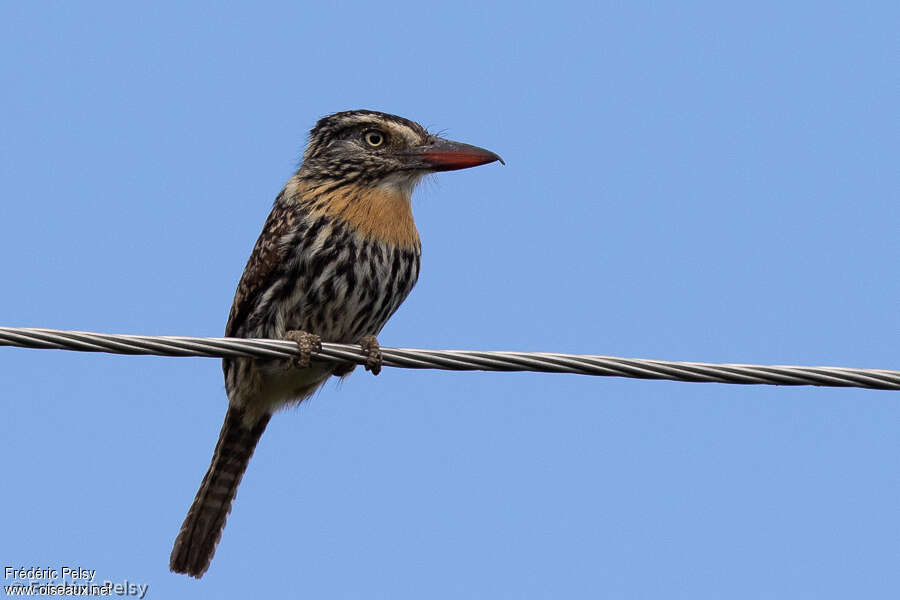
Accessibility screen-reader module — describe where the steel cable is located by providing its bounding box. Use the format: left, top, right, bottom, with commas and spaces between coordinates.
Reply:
0, 326, 897, 390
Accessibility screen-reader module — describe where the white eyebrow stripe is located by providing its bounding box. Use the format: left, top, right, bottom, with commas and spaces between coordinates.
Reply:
336, 115, 424, 145
384, 122, 423, 145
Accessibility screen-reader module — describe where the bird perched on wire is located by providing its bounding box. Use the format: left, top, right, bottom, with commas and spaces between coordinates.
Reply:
169, 110, 502, 577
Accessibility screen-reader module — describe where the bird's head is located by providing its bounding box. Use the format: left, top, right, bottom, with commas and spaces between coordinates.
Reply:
298, 110, 503, 197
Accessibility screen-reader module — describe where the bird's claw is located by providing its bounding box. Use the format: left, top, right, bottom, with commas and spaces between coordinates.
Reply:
360, 335, 382, 376
285, 330, 321, 369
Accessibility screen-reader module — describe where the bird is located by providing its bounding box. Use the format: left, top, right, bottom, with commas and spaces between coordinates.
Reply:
169, 110, 502, 577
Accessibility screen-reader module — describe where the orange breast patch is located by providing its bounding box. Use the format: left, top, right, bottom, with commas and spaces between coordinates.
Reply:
308, 184, 420, 249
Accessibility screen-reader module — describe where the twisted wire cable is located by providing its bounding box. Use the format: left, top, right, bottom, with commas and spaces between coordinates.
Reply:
0, 326, 897, 391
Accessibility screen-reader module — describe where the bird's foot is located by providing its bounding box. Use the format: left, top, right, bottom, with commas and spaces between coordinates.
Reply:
284, 330, 321, 369
359, 335, 382, 376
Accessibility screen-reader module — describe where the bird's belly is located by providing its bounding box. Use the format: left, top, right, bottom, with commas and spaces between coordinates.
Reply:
276, 237, 420, 343
225, 226, 420, 409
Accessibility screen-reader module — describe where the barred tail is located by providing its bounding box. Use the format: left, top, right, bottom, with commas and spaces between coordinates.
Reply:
170, 406, 271, 578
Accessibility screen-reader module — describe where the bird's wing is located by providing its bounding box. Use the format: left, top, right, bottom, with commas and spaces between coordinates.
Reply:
225, 195, 296, 338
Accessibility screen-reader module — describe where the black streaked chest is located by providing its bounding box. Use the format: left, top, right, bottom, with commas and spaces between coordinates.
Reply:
272, 214, 420, 342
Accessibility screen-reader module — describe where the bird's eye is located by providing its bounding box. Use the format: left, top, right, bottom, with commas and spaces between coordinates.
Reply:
364, 131, 385, 147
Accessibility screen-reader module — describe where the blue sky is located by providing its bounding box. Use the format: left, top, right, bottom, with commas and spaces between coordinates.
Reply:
1, 1, 897, 598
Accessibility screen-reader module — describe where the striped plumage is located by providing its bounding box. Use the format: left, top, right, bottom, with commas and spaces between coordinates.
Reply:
170, 110, 501, 577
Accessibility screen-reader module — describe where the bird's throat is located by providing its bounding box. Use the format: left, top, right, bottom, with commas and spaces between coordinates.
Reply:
299, 180, 421, 249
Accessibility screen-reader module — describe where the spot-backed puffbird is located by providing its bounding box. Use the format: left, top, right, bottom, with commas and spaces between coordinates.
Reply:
170, 110, 502, 577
